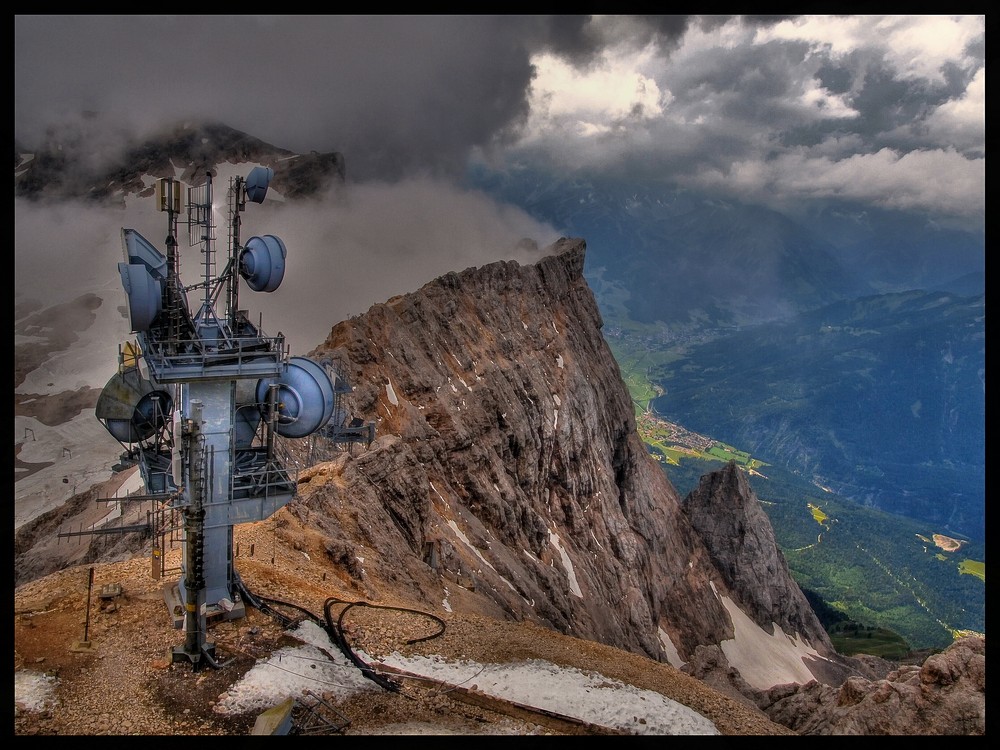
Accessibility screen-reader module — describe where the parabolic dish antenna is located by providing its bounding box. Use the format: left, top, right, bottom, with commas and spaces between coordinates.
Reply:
244, 166, 274, 204
118, 262, 163, 332
96, 370, 172, 444
122, 228, 168, 280
240, 234, 287, 292
256, 356, 335, 438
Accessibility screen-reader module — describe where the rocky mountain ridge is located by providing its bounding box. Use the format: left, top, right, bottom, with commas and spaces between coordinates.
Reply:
15, 121, 345, 204
290, 238, 842, 674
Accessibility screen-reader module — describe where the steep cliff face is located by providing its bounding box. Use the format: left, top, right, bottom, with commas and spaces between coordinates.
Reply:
683, 461, 835, 654
286, 238, 835, 677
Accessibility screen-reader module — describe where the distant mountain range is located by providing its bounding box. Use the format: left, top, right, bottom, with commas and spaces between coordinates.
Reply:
465, 164, 985, 544
14, 121, 346, 205
649, 289, 985, 542
466, 165, 984, 324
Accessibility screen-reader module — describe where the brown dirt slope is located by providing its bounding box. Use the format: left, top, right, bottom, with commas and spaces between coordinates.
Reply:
14, 509, 794, 736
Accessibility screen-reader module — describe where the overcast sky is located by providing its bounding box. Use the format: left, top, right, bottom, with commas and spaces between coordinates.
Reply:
13, 15, 986, 355
15, 14, 985, 227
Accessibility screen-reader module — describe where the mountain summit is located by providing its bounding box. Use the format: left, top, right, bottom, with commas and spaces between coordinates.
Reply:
288, 237, 854, 686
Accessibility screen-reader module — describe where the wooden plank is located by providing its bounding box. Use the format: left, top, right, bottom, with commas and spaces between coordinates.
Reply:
375, 663, 630, 736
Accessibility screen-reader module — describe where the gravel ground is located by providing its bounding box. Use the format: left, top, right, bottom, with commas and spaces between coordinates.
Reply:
14, 516, 795, 736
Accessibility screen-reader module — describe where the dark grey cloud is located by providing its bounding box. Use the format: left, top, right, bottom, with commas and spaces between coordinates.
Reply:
12, 15, 664, 181
815, 63, 853, 95
631, 14, 694, 49
672, 38, 811, 118
781, 53, 982, 158
535, 15, 603, 64
15, 15, 571, 181
14, 15, 985, 225
852, 65, 935, 137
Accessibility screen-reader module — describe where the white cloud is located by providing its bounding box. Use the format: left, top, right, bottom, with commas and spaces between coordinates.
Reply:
754, 15, 984, 84
684, 146, 985, 217
922, 67, 985, 156
522, 45, 667, 145
798, 82, 858, 120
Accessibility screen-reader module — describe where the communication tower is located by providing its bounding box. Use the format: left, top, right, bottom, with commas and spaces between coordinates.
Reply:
96, 167, 337, 669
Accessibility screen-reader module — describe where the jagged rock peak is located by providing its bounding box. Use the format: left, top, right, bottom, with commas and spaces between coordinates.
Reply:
298, 236, 743, 664
682, 461, 835, 658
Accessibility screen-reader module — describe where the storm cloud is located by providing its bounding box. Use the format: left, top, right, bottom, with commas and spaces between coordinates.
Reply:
15, 15, 983, 225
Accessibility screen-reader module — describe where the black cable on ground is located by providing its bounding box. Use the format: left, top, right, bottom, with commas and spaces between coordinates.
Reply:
234, 577, 318, 629
234, 575, 448, 693
330, 599, 447, 645
322, 597, 403, 693
322, 597, 448, 693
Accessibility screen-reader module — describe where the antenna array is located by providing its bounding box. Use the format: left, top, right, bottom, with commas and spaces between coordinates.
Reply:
93, 166, 364, 670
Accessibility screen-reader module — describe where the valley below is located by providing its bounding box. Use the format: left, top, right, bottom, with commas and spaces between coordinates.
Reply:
605, 327, 985, 654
